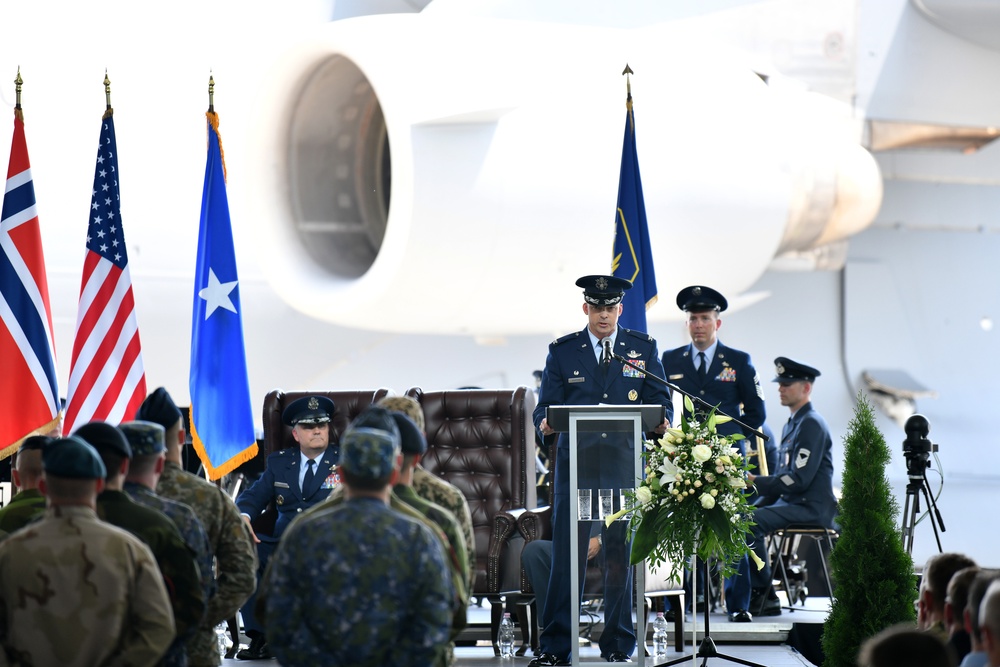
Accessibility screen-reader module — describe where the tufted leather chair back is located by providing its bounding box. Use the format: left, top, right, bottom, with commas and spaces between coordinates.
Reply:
405, 386, 537, 597
262, 388, 394, 455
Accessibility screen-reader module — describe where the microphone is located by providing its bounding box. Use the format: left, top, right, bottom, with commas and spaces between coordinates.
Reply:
602, 338, 613, 366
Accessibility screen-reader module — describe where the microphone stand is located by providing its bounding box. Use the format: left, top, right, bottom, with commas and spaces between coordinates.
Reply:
609, 351, 768, 443
610, 350, 768, 667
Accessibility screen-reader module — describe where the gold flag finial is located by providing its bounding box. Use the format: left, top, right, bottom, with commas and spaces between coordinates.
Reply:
208, 73, 215, 113
14, 67, 23, 110
103, 71, 113, 119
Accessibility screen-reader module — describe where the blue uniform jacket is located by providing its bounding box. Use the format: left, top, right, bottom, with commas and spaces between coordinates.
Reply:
753, 402, 837, 527
534, 326, 672, 488
662, 341, 765, 444
236, 447, 340, 543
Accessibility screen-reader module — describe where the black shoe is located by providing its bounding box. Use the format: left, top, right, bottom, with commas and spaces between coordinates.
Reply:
728, 609, 753, 622
756, 595, 782, 616
606, 651, 632, 662
236, 635, 272, 660
663, 608, 677, 623
528, 652, 570, 666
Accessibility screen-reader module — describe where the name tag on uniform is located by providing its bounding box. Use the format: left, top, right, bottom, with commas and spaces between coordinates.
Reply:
669, 374, 684, 380
273, 481, 290, 488
568, 377, 586, 383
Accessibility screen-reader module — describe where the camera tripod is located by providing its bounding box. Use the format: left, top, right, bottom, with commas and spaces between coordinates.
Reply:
900, 470, 944, 556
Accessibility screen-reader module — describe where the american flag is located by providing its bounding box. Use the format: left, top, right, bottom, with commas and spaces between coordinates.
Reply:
0, 109, 60, 456
63, 111, 146, 433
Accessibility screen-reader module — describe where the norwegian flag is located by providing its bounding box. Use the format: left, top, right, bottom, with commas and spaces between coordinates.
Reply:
0, 110, 60, 456
63, 110, 146, 433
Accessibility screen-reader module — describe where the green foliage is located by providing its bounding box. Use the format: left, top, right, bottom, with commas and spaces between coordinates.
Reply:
822, 394, 916, 667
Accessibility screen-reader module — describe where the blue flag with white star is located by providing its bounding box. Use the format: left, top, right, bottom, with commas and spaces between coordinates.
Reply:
189, 111, 256, 479
611, 87, 657, 333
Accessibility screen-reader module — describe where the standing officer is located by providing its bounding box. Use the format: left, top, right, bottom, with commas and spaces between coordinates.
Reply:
661, 285, 766, 622
532, 275, 671, 666
236, 395, 339, 660
739, 357, 837, 618
0, 436, 175, 666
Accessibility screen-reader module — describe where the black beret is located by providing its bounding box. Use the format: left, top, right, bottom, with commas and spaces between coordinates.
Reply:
391, 412, 427, 455
773, 357, 821, 383
282, 396, 335, 427
676, 285, 728, 312
74, 422, 132, 459
119, 421, 166, 456
136, 387, 182, 431
43, 436, 107, 479
576, 275, 632, 307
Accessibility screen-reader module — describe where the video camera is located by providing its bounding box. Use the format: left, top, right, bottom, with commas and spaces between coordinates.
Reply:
902, 414, 938, 478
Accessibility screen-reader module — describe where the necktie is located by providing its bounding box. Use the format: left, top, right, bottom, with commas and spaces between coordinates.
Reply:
303, 459, 316, 494
698, 351, 708, 380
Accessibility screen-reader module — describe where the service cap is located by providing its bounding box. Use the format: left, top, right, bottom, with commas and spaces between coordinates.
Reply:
43, 435, 107, 480
576, 275, 632, 307
282, 395, 335, 427
773, 357, 821, 383
676, 285, 728, 313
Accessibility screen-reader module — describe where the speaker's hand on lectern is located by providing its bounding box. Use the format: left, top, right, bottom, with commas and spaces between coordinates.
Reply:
539, 419, 552, 437
654, 418, 669, 435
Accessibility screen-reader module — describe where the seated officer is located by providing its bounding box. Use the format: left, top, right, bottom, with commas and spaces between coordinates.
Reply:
734, 357, 837, 619
236, 395, 339, 660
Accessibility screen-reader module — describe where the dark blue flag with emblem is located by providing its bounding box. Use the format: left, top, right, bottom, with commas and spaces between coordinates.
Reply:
611, 70, 657, 333
189, 106, 257, 479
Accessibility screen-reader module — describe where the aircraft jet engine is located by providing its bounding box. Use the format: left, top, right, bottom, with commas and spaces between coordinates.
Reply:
249, 13, 882, 335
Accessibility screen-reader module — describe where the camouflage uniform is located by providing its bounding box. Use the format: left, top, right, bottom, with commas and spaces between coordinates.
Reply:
412, 467, 476, 591
262, 497, 453, 667
0, 488, 46, 534
157, 460, 257, 666
97, 489, 207, 655
0, 505, 175, 666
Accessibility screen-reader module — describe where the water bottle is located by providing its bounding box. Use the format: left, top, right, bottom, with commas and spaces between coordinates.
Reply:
652, 611, 669, 657
215, 622, 230, 658
498, 612, 515, 658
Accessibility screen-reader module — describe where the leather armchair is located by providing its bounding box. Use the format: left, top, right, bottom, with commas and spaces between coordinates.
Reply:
405, 386, 537, 653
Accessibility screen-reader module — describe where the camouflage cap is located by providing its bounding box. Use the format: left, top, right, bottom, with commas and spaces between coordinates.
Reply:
119, 420, 166, 456
339, 427, 400, 480
43, 435, 107, 479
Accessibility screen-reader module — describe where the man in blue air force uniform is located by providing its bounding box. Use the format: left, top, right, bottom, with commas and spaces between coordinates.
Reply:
736, 357, 837, 618
531, 275, 671, 666
236, 395, 340, 660
661, 285, 767, 622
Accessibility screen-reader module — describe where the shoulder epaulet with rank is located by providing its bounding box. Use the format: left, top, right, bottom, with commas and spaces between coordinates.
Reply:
551, 331, 580, 346
621, 327, 654, 343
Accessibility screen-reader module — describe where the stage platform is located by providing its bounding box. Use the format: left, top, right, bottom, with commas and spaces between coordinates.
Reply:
222, 596, 829, 666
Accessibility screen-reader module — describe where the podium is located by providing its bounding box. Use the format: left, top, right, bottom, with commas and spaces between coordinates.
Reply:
547, 404, 664, 667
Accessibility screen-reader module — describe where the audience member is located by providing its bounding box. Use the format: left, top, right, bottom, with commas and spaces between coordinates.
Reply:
961, 570, 1000, 667
859, 622, 955, 667
0, 436, 175, 665
378, 394, 476, 592
0, 435, 51, 533
947, 566, 981, 663
920, 553, 978, 640
977, 580, 1000, 667
138, 386, 257, 666
76, 420, 206, 666
261, 411, 454, 666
